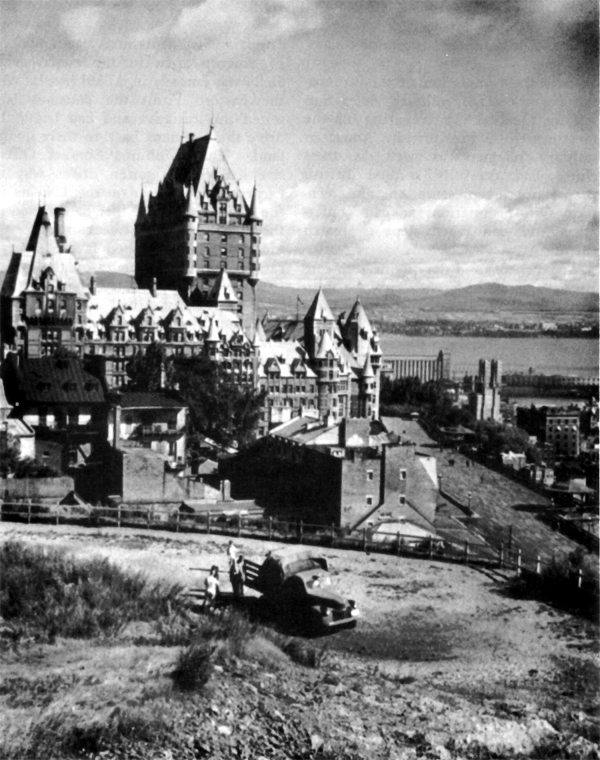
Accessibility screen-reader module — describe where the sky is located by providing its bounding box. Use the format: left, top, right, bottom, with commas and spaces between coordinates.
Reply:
0, 0, 598, 292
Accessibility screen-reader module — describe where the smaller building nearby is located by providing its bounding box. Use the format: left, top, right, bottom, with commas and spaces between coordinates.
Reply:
0, 377, 35, 459
545, 408, 580, 459
1, 354, 107, 471
469, 359, 502, 422
108, 391, 187, 467
501, 450, 528, 471
220, 415, 440, 531
517, 404, 581, 460
382, 350, 450, 382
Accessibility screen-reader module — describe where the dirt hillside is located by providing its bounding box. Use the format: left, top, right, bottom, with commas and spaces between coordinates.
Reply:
1, 523, 598, 759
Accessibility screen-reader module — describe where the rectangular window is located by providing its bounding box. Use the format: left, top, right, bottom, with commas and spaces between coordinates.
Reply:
400, 469, 407, 481
366, 496, 373, 506
367, 470, 374, 481
399, 495, 406, 505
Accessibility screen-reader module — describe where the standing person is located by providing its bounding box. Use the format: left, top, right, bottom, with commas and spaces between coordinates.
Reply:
226, 540, 238, 569
231, 554, 245, 598
203, 566, 220, 613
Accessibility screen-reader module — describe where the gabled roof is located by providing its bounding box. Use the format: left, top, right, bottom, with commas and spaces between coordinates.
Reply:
208, 269, 238, 306
315, 329, 335, 359
14, 357, 105, 405
304, 288, 334, 322
3, 205, 88, 299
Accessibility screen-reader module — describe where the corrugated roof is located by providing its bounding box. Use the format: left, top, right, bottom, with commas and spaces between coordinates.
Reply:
15, 357, 106, 405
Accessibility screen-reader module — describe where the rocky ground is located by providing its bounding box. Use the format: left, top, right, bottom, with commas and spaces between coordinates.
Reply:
0, 523, 598, 759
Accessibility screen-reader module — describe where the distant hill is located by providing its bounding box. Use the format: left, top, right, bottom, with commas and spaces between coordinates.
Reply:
256, 281, 598, 317
416, 283, 599, 314
0, 267, 596, 316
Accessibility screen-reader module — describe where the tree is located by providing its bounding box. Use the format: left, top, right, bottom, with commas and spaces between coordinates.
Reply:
126, 343, 168, 392
0, 428, 21, 477
171, 357, 265, 449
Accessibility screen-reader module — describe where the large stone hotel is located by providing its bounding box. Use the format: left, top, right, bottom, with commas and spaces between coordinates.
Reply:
1, 127, 382, 435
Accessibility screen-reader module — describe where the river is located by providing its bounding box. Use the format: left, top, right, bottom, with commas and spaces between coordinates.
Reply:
379, 335, 598, 379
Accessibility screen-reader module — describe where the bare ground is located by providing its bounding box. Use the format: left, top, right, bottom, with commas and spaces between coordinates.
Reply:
1, 522, 598, 759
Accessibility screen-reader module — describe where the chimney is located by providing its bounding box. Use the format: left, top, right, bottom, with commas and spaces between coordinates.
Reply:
189, 133, 195, 142
151, 277, 157, 297
54, 207, 66, 250
89, 275, 96, 295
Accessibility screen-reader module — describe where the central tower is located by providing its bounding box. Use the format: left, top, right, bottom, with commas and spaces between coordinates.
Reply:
135, 127, 261, 332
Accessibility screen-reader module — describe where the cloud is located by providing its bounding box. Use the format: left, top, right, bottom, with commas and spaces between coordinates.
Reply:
259, 183, 598, 290
61, 5, 103, 46
170, 0, 324, 52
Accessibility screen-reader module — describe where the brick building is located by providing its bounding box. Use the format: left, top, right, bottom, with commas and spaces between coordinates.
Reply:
220, 415, 438, 530
134, 127, 261, 334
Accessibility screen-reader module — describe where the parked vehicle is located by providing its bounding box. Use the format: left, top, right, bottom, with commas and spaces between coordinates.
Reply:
244, 546, 359, 632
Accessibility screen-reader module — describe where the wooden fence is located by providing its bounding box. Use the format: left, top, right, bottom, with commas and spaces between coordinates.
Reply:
1, 498, 596, 601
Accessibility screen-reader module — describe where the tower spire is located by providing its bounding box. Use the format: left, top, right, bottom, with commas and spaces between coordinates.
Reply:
135, 188, 147, 226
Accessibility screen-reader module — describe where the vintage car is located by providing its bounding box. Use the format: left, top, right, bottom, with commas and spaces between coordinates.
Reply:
244, 546, 359, 632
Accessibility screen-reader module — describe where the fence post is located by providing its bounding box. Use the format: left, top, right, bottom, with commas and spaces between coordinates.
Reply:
498, 543, 504, 569
27, 499, 32, 525
363, 527, 367, 552
517, 549, 522, 577
396, 532, 401, 557
299, 519, 303, 544
464, 539, 469, 564
536, 555, 541, 575
238, 512, 242, 538
56, 503, 60, 526
331, 523, 335, 548
147, 508, 151, 529
207, 511, 211, 534
117, 503, 121, 529
268, 516, 273, 541
577, 568, 583, 589
428, 538, 434, 560
176, 509, 180, 533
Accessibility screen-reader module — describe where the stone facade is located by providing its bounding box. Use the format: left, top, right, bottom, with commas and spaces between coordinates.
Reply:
134, 128, 261, 334
220, 416, 439, 529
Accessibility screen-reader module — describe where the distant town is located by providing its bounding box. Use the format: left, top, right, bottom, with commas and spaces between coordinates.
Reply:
0, 126, 597, 550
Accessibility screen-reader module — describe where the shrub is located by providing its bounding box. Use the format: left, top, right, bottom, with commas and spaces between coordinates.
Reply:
0, 541, 185, 640
171, 642, 216, 691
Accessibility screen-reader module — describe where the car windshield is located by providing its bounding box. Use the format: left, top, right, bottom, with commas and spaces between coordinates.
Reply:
283, 558, 324, 576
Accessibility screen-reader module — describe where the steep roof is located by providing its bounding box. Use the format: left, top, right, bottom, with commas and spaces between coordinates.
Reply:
345, 298, 373, 336
304, 288, 334, 322
207, 269, 238, 306
14, 357, 105, 405
3, 206, 88, 299
164, 128, 247, 207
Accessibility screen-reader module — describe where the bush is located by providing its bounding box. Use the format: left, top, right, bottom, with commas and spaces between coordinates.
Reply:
171, 642, 216, 691
0, 541, 185, 641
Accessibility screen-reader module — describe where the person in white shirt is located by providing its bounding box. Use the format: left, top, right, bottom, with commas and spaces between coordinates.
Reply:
203, 566, 220, 613
226, 540, 238, 568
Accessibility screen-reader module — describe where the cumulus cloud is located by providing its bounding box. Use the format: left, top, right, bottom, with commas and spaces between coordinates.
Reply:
260, 184, 598, 290
170, 0, 323, 53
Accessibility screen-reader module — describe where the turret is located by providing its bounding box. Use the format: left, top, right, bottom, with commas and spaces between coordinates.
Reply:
135, 190, 147, 226
248, 183, 262, 224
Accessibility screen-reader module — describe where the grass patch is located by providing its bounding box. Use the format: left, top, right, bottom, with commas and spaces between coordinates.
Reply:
507, 547, 599, 619
0, 540, 185, 642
